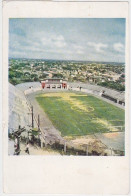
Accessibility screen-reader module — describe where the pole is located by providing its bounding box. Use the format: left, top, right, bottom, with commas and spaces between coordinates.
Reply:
38, 114, 41, 147
31, 106, 34, 128
38, 115, 40, 131
64, 142, 66, 153
86, 145, 88, 155
111, 148, 112, 156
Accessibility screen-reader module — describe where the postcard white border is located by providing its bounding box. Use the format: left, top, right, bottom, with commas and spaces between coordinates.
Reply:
2, 1, 130, 194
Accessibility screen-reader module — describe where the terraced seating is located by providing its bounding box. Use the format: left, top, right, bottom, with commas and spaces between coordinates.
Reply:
69, 82, 125, 102
9, 83, 37, 133
16, 82, 41, 92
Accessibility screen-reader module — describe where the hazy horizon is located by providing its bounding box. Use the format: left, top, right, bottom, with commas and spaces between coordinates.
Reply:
9, 57, 125, 64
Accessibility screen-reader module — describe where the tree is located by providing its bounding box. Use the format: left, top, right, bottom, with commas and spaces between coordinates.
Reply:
52, 73, 63, 78
9, 71, 16, 79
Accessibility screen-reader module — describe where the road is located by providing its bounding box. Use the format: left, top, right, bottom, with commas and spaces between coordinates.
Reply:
8, 139, 60, 155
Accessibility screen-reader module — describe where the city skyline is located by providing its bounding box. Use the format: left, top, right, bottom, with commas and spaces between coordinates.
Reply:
9, 18, 125, 62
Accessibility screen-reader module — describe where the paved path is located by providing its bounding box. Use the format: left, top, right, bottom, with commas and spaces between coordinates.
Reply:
8, 139, 60, 155
95, 132, 124, 152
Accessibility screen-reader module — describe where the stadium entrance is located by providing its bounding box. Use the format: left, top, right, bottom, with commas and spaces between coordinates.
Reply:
41, 78, 68, 89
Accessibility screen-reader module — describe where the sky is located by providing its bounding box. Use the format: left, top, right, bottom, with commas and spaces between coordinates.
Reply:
9, 18, 125, 62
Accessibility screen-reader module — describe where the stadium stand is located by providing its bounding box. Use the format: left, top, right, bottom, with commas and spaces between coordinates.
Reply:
8, 83, 37, 134
16, 82, 41, 91
69, 82, 125, 106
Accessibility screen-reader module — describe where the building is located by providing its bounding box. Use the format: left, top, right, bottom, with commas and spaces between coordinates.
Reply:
41, 78, 68, 89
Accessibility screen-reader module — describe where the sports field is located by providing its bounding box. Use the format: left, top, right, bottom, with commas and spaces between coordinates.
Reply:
36, 92, 125, 136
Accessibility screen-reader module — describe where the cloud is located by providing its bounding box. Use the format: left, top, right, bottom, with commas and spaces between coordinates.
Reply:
52, 35, 67, 48
72, 45, 84, 55
113, 43, 124, 53
52, 35, 65, 41
9, 19, 125, 62
76, 50, 84, 54
54, 40, 67, 48
41, 34, 67, 48
87, 42, 108, 53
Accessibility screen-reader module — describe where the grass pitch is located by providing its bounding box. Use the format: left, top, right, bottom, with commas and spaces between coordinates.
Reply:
36, 92, 125, 136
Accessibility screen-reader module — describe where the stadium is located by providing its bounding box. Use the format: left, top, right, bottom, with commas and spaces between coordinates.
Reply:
8, 80, 125, 156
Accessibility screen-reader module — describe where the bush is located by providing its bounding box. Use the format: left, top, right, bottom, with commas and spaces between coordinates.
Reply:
97, 81, 125, 91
